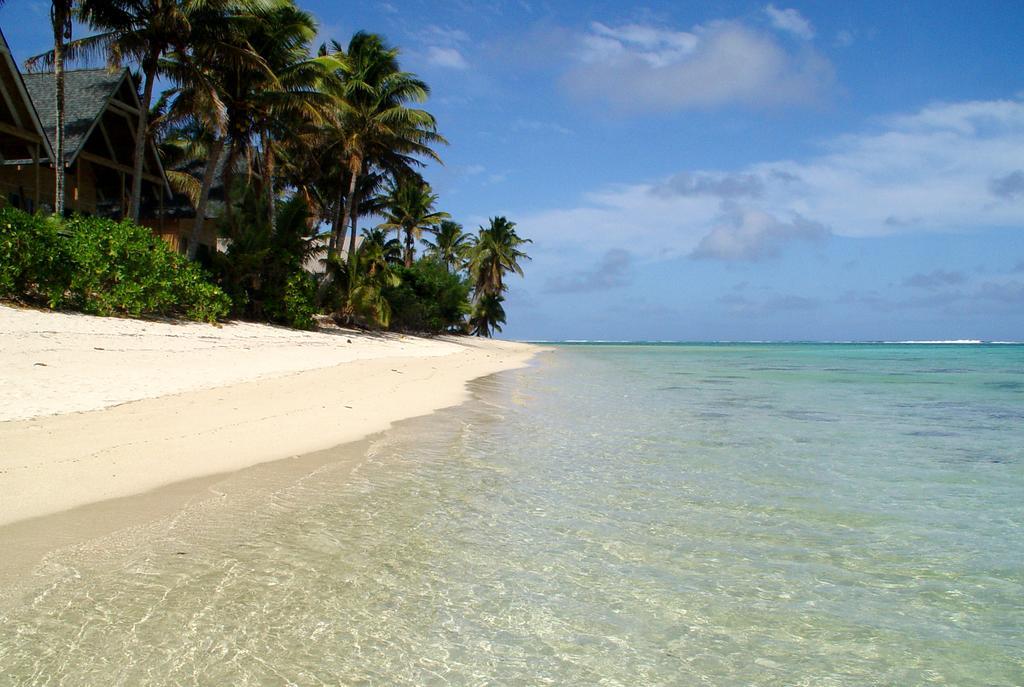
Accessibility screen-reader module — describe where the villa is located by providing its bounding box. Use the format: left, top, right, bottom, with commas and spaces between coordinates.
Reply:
0, 28, 216, 255
0, 28, 51, 213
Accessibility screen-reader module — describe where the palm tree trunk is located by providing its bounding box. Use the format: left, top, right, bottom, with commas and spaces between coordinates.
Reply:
327, 192, 343, 258
187, 137, 224, 260
260, 128, 275, 232
404, 228, 414, 268
343, 163, 361, 261
51, 2, 69, 216
222, 142, 237, 229
350, 193, 360, 240
129, 58, 158, 222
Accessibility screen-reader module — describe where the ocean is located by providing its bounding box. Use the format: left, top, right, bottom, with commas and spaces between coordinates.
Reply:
1, 343, 1022, 685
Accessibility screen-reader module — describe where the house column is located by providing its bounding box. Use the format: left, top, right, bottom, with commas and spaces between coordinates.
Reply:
33, 143, 40, 211
158, 186, 165, 232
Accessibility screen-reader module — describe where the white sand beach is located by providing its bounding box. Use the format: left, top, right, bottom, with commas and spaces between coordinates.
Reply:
0, 304, 537, 527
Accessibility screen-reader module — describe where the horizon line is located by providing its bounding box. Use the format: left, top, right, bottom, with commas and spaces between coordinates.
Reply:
521, 339, 1023, 345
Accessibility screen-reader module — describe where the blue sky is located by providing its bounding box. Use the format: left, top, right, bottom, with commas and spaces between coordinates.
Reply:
5, 1, 1024, 340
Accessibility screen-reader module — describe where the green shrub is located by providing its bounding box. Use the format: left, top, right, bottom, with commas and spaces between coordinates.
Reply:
61, 216, 228, 322
0, 208, 228, 323
385, 258, 471, 333
172, 261, 233, 323
63, 216, 171, 316
0, 208, 70, 307
278, 271, 317, 330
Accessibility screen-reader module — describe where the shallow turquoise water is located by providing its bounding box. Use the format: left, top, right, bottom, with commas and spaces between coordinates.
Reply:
1, 344, 1022, 685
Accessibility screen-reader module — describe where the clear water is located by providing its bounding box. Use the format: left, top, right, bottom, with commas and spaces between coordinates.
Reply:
1, 344, 1022, 685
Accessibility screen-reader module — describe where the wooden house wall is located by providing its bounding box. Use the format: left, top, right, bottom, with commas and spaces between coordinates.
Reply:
0, 161, 45, 213
0, 159, 99, 215
141, 217, 219, 254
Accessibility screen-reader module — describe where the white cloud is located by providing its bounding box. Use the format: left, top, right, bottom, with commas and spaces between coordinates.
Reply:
519, 98, 1024, 263
764, 5, 815, 40
691, 209, 827, 261
564, 20, 833, 111
426, 46, 469, 70
511, 118, 574, 135
582, 22, 699, 67
421, 25, 470, 45
417, 25, 471, 70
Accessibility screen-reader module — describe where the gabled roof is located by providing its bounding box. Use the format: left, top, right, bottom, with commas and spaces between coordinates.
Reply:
0, 28, 54, 161
22, 68, 126, 163
22, 67, 171, 196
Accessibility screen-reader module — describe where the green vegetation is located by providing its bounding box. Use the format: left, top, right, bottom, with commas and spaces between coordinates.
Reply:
9, 0, 530, 335
467, 217, 532, 335
423, 220, 473, 274
385, 260, 472, 333
0, 207, 229, 322
213, 193, 321, 329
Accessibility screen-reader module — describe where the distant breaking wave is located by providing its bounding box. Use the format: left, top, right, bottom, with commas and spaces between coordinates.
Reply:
884, 340, 983, 344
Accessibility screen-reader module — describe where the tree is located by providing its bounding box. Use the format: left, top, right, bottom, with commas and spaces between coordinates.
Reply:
360, 226, 402, 265
213, 187, 321, 323
198, 1, 338, 236
173, 81, 228, 260
384, 259, 471, 333
378, 179, 449, 267
423, 219, 470, 273
52, 1, 73, 215
326, 241, 400, 328
466, 217, 529, 337
28, 0, 243, 221
70, 0, 195, 221
160, 1, 256, 259
24, 1, 74, 214
319, 32, 445, 260
242, 3, 337, 231
468, 216, 531, 298
469, 292, 506, 337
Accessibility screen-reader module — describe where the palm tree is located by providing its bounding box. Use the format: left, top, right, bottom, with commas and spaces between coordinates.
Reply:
320, 32, 446, 260
25, 1, 74, 214
51, 0, 72, 215
469, 293, 506, 337
360, 226, 402, 265
66, 0, 197, 221
160, 1, 256, 259
247, 5, 338, 230
215, 3, 337, 233
327, 242, 400, 327
150, 93, 204, 204
159, 53, 230, 258
333, 166, 387, 259
423, 219, 470, 273
27, 0, 246, 220
468, 216, 531, 298
173, 86, 228, 259
378, 179, 449, 267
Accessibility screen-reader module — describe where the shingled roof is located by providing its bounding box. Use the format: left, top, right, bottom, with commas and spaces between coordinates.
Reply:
0, 28, 53, 161
21, 68, 127, 163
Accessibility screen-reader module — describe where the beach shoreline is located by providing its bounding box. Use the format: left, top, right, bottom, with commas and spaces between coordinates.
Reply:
0, 304, 540, 529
